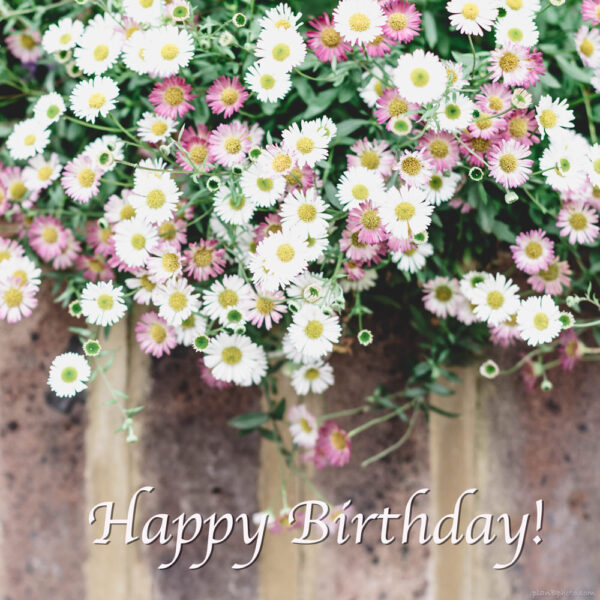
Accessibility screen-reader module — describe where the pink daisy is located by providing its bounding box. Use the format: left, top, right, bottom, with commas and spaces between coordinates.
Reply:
61, 155, 101, 204
208, 121, 251, 168
582, 0, 600, 24
510, 229, 555, 275
6, 30, 42, 64
135, 312, 177, 358
557, 202, 600, 244
0, 277, 38, 323
489, 43, 545, 88
375, 88, 417, 129
527, 260, 572, 296
28, 215, 68, 261
306, 13, 351, 64
1, 166, 29, 207
382, 1, 421, 43
418, 130, 460, 171
254, 214, 283, 245
520, 356, 539, 392
75, 254, 114, 282
149, 76, 196, 119
284, 165, 315, 193
467, 111, 506, 140
343, 259, 366, 281
489, 314, 521, 348
502, 109, 540, 148
183, 239, 226, 282
157, 217, 187, 249
52, 230, 81, 270
474, 82, 512, 115
176, 124, 212, 172
198, 356, 233, 389
0, 238, 25, 263
339, 229, 384, 263
363, 35, 393, 58
488, 139, 533, 189
206, 76, 248, 119
242, 288, 287, 330
348, 138, 395, 177
314, 421, 351, 468
86, 221, 114, 255
558, 329, 583, 372
348, 201, 387, 244
459, 132, 492, 167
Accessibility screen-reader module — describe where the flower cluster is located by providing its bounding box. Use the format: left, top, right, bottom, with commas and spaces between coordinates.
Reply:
1, 0, 599, 465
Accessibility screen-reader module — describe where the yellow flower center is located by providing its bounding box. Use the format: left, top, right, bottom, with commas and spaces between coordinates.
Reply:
275, 19, 291, 29
429, 175, 443, 190
304, 320, 324, 339
140, 0, 154, 6
37, 166, 53, 181
509, 118, 527, 139
42, 226, 58, 243
276, 243, 295, 262
78, 168, 96, 188
525, 241, 543, 259
260, 74, 276, 89
24, 134, 36, 146
499, 154, 518, 173
472, 137, 490, 152
507, 0, 523, 8
388, 13, 408, 31
10, 182, 26, 200
539, 263, 559, 282
256, 297, 274, 315
59, 33, 72, 45
161, 43, 179, 61
388, 98, 408, 117
220, 88, 239, 105
434, 285, 452, 302
297, 203, 317, 222
320, 27, 341, 48
349, 12, 371, 32
461, 3, 480, 19
360, 151, 380, 169
161, 253, 179, 273
168, 291, 187, 311
296, 137, 314, 155
151, 121, 168, 136
272, 43, 290, 62
146, 189, 166, 209
150, 323, 167, 343
361, 209, 380, 230
486, 291, 504, 310
580, 38, 594, 58
120, 205, 136, 220
488, 96, 503, 111
93, 44, 109, 61
4, 287, 23, 308
568, 212, 587, 231
221, 346, 242, 365
218, 289, 238, 308
164, 86, 184, 106
304, 369, 319, 382
429, 140, 449, 159
401, 156, 422, 176
539, 109, 557, 129
352, 184, 369, 200
410, 68, 430, 87
20, 34, 35, 50
140, 275, 155, 291
256, 177, 273, 191
193, 248, 213, 267
272, 154, 292, 172
330, 431, 347, 450
533, 313, 549, 331
190, 144, 208, 164
60, 366, 78, 382
130, 233, 146, 250
395, 201, 415, 221
499, 52, 519, 73
96, 293, 114, 310
224, 136, 241, 154
88, 92, 106, 109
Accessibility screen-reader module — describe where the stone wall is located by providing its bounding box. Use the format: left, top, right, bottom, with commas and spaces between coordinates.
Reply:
0, 290, 598, 599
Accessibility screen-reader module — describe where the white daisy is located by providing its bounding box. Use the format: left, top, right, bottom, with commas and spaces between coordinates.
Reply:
42, 18, 84, 54
80, 280, 127, 326
280, 188, 330, 238
281, 121, 328, 168
471, 272, 521, 325
213, 186, 257, 225
315, 116, 337, 143
125, 270, 159, 305
517, 295, 562, 346
287, 304, 342, 361
250, 230, 311, 292
145, 26, 194, 77
70, 76, 119, 123
586, 143, 600, 187
245, 60, 292, 103
291, 362, 334, 396
379, 186, 434, 240
122, 29, 150, 75
114, 217, 159, 268
240, 164, 285, 207
255, 28, 307, 70
536, 95, 574, 139
495, 14, 539, 48
459, 270, 488, 301
539, 131, 589, 193
6, 119, 50, 160
47, 353, 91, 398
396, 150, 434, 188
174, 313, 207, 346
0, 256, 41, 288
123, 0, 164, 25
131, 172, 180, 224
333, 0, 386, 46
393, 49, 448, 105
336, 166, 386, 210
204, 332, 267, 387
501, 0, 540, 14
83, 134, 125, 172
146, 245, 182, 283
23, 153, 62, 192
358, 69, 389, 107
423, 276, 461, 318
392, 242, 434, 273
575, 25, 600, 69
446, 0, 500, 36
137, 112, 176, 144
33, 92, 66, 124
288, 404, 319, 447
259, 3, 303, 32
74, 24, 122, 75
424, 171, 461, 205
435, 93, 475, 132
154, 277, 201, 326
203, 275, 252, 325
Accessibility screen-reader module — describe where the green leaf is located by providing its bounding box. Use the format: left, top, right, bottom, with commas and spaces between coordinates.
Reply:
334, 119, 370, 139
423, 12, 438, 49
425, 382, 455, 396
427, 403, 461, 418
270, 398, 286, 420
555, 55, 591, 84
228, 412, 270, 430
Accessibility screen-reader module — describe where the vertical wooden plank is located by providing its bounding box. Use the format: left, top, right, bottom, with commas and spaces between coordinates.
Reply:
84, 309, 152, 600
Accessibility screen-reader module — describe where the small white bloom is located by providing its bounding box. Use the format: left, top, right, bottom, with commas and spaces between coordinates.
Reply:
80, 281, 127, 326
48, 353, 91, 398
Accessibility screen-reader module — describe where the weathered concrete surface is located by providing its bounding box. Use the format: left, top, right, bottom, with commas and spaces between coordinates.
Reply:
0, 283, 86, 600
139, 345, 262, 599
